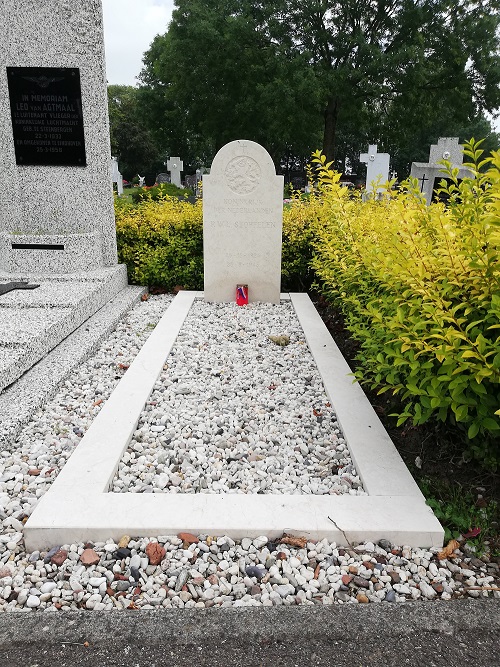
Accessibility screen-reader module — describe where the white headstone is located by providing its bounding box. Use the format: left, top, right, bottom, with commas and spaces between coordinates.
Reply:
203, 139, 283, 303
359, 144, 390, 194
410, 137, 470, 205
167, 157, 183, 187
111, 157, 123, 195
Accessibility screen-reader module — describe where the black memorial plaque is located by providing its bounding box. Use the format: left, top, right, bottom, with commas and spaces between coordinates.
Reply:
7, 66, 86, 166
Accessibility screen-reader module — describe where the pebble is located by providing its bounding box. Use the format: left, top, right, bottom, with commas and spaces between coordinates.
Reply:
0, 295, 497, 612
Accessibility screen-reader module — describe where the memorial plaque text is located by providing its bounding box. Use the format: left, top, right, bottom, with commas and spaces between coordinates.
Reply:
7, 66, 86, 166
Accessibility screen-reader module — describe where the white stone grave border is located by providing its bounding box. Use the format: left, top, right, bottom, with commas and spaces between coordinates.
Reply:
24, 291, 443, 551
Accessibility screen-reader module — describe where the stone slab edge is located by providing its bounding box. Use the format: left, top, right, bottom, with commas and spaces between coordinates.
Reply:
0, 599, 498, 645
289, 293, 424, 498
0, 265, 127, 391
24, 291, 444, 551
0, 284, 146, 447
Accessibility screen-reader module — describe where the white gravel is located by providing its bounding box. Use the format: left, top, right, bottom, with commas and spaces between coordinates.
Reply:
112, 299, 364, 496
0, 293, 498, 611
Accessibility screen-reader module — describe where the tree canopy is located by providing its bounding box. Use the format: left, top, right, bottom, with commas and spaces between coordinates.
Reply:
107, 85, 164, 180
135, 0, 500, 174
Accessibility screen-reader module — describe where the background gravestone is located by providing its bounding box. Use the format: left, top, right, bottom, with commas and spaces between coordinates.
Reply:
410, 137, 471, 205
203, 139, 283, 303
156, 172, 170, 184
167, 157, 183, 187
360, 144, 390, 194
111, 157, 123, 196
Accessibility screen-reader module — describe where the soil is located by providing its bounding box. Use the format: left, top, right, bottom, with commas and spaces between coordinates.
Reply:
312, 294, 500, 553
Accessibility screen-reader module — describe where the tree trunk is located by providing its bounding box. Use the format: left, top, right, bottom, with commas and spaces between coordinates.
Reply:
322, 97, 339, 164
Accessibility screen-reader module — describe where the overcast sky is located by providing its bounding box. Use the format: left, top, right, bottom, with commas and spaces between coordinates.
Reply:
102, 0, 174, 86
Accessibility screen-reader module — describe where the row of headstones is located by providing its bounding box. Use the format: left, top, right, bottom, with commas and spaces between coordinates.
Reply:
203, 136, 474, 306
114, 137, 470, 205
362, 137, 471, 204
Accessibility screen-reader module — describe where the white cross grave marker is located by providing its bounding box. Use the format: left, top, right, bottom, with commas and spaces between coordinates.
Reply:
410, 137, 471, 205
167, 157, 184, 187
111, 156, 123, 195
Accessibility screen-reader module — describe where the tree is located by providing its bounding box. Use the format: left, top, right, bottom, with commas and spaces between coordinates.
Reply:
139, 0, 500, 172
262, 0, 500, 164
107, 85, 163, 180
139, 0, 322, 169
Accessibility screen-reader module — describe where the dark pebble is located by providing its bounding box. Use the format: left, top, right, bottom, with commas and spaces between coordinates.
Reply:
374, 563, 384, 571
335, 591, 351, 602
250, 585, 261, 596
470, 557, 485, 569
219, 543, 230, 553
326, 556, 339, 567
378, 539, 392, 551
115, 580, 130, 592
115, 548, 131, 559
267, 542, 278, 553
44, 546, 61, 563
353, 576, 370, 589
245, 565, 266, 580
130, 566, 141, 582
375, 555, 388, 564
389, 571, 401, 584
385, 590, 396, 602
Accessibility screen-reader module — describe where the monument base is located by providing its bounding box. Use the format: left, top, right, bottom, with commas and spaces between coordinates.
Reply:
0, 232, 104, 273
0, 265, 128, 393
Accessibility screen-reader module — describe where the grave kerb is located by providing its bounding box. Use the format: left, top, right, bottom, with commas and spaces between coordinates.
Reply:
24, 291, 444, 551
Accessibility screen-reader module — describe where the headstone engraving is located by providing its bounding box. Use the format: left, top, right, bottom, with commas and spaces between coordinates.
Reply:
6, 66, 86, 167
167, 157, 183, 187
410, 137, 471, 205
203, 139, 283, 303
359, 144, 390, 194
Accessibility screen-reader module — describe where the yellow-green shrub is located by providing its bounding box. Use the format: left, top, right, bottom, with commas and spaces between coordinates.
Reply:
115, 194, 204, 290
310, 141, 500, 468
115, 192, 316, 292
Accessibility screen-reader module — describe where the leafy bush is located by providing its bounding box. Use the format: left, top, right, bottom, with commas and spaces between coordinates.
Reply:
115, 141, 500, 467
129, 182, 193, 203
115, 194, 315, 293
310, 141, 500, 468
115, 196, 204, 290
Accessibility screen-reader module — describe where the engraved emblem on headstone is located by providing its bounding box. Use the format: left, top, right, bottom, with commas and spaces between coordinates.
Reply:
23, 75, 65, 88
224, 156, 261, 195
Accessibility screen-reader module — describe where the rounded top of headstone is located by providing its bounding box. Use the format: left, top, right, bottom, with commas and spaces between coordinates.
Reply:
209, 140, 277, 193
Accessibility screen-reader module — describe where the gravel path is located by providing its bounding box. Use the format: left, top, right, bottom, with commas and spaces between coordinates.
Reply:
0, 294, 499, 611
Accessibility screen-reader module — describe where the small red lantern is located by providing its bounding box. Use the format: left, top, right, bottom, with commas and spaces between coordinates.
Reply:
236, 284, 248, 306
